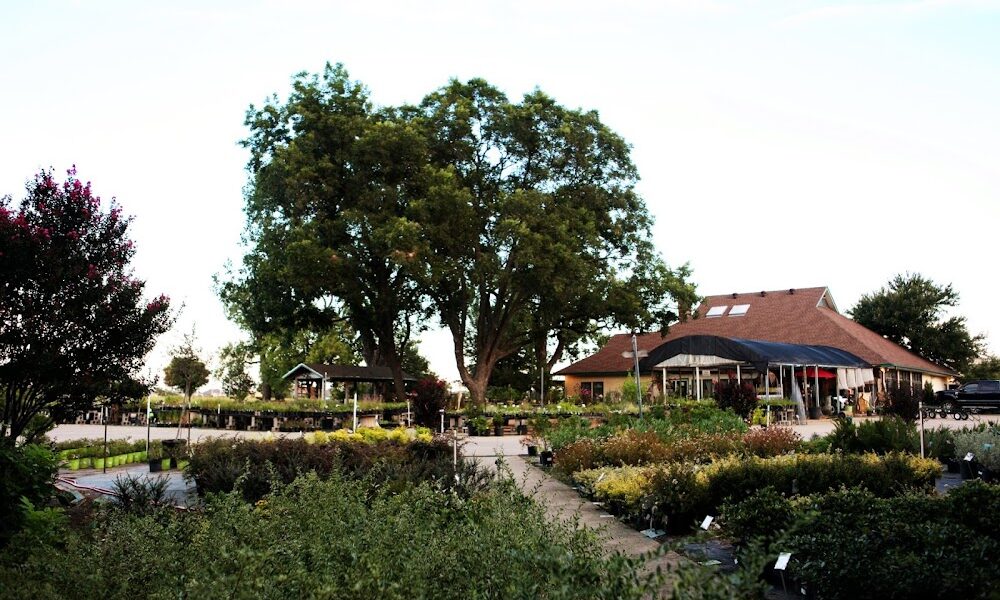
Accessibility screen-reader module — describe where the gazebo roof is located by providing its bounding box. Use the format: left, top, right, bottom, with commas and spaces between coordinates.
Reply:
282, 363, 419, 383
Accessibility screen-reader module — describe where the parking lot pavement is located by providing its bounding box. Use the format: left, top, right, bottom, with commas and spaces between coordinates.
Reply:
58, 463, 198, 508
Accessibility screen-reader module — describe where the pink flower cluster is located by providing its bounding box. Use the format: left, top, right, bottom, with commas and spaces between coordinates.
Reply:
146, 294, 169, 312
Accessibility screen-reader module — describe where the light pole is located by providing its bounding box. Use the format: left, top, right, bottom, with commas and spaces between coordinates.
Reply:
621, 334, 648, 419
439, 409, 445, 434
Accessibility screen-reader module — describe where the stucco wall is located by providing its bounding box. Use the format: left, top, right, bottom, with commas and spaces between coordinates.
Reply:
563, 374, 655, 400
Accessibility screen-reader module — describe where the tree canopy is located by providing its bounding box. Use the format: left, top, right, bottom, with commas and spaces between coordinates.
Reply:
227, 64, 427, 402
164, 334, 209, 400
0, 168, 172, 446
411, 78, 697, 403
226, 64, 696, 405
849, 273, 984, 374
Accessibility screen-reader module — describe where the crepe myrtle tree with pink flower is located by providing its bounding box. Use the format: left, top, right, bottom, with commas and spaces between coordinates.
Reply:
0, 167, 173, 446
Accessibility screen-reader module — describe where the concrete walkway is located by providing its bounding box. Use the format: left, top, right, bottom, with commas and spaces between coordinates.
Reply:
464, 436, 682, 593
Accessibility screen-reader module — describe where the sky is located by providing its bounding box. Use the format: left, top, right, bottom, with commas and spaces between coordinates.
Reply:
2, 0, 998, 389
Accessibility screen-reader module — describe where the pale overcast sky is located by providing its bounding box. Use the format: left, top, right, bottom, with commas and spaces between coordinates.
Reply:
2, 1, 998, 387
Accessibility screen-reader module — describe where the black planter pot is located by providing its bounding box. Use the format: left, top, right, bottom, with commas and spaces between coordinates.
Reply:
527, 445, 538, 457
493, 425, 504, 436
516, 424, 528, 435
808, 405, 822, 420
960, 459, 977, 480
148, 458, 162, 473
539, 450, 553, 466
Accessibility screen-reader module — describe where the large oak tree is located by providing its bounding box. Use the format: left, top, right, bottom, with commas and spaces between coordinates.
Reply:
230, 64, 427, 402
411, 79, 697, 403
0, 168, 172, 446
850, 273, 984, 374
227, 65, 696, 405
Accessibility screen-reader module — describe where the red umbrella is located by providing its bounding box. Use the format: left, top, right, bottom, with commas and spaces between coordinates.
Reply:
794, 367, 836, 379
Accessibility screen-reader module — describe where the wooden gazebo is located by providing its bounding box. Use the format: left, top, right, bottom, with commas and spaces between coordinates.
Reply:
282, 363, 417, 401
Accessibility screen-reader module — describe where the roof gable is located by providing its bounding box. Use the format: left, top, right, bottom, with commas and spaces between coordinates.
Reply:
556, 286, 954, 377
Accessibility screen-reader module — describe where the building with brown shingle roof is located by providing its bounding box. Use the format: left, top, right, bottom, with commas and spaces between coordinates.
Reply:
555, 286, 954, 404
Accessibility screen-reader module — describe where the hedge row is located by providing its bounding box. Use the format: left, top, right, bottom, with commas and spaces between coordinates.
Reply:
553, 427, 799, 475
186, 436, 477, 502
721, 483, 1000, 599
573, 452, 941, 532
0, 474, 664, 599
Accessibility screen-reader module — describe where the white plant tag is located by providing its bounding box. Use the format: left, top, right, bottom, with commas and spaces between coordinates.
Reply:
774, 552, 792, 571
965, 452, 975, 462
700, 515, 714, 530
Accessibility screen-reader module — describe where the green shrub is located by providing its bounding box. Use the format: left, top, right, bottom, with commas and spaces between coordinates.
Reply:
827, 416, 918, 454
778, 487, 999, 600
923, 426, 956, 460
647, 462, 710, 532
0, 444, 60, 547
111, 474, 171, 515
945, 479, 1000, 540
186, 437, 487, 502
719, 487, 796, 546
884, 380, 921, 421
954, 428, 1000, 471
0, 474, 664, 599
653, 453, 939, 532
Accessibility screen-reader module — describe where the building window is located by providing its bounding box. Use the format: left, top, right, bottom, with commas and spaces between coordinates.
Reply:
579, 381, 604, 400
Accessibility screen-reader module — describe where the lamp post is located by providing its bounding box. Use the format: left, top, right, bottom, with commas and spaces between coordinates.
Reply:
439, 408, 445, 434
621, 334, 648, 419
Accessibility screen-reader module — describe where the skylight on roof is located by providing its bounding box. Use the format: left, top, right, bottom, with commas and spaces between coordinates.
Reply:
706, 305, 727, 318
729, 304, 750, 316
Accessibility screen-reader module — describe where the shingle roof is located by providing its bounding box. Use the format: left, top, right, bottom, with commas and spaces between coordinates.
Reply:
555, 287, 955, 377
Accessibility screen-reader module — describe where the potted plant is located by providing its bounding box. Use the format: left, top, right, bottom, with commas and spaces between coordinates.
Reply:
468, 416, 489, 436
492, 414, 505, 436
162, 438, 187, 469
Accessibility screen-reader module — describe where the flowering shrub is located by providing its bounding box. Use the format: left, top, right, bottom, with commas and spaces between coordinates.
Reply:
662, 432, 743, 463
573, 453, 941, 534
573, 466, 655, 519
600, 430, 669, 466
552, 439, 603, 476
741, 426, 800, 457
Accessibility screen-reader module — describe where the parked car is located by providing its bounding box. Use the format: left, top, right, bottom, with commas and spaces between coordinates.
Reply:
935, 380, 1000, 410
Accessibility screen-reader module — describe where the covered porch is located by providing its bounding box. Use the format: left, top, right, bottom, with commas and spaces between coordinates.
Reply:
640, 335, 874, 420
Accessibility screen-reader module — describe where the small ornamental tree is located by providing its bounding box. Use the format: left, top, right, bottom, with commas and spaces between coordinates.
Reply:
216, 342, 255, 401
411, 377, 449, 428
164, 333, 210, 438
713, 379, 758, 420
0, 168, 172, 446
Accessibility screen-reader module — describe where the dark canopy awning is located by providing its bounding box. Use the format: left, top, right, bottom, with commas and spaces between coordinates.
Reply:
638, 335, 869, 374
282, 363, 418, 383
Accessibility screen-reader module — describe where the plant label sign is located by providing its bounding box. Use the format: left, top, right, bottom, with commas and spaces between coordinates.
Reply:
700, 515, 714, 530
641, 528, 665, 539
774, 552, 792, 571
965, 452, 975, 462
